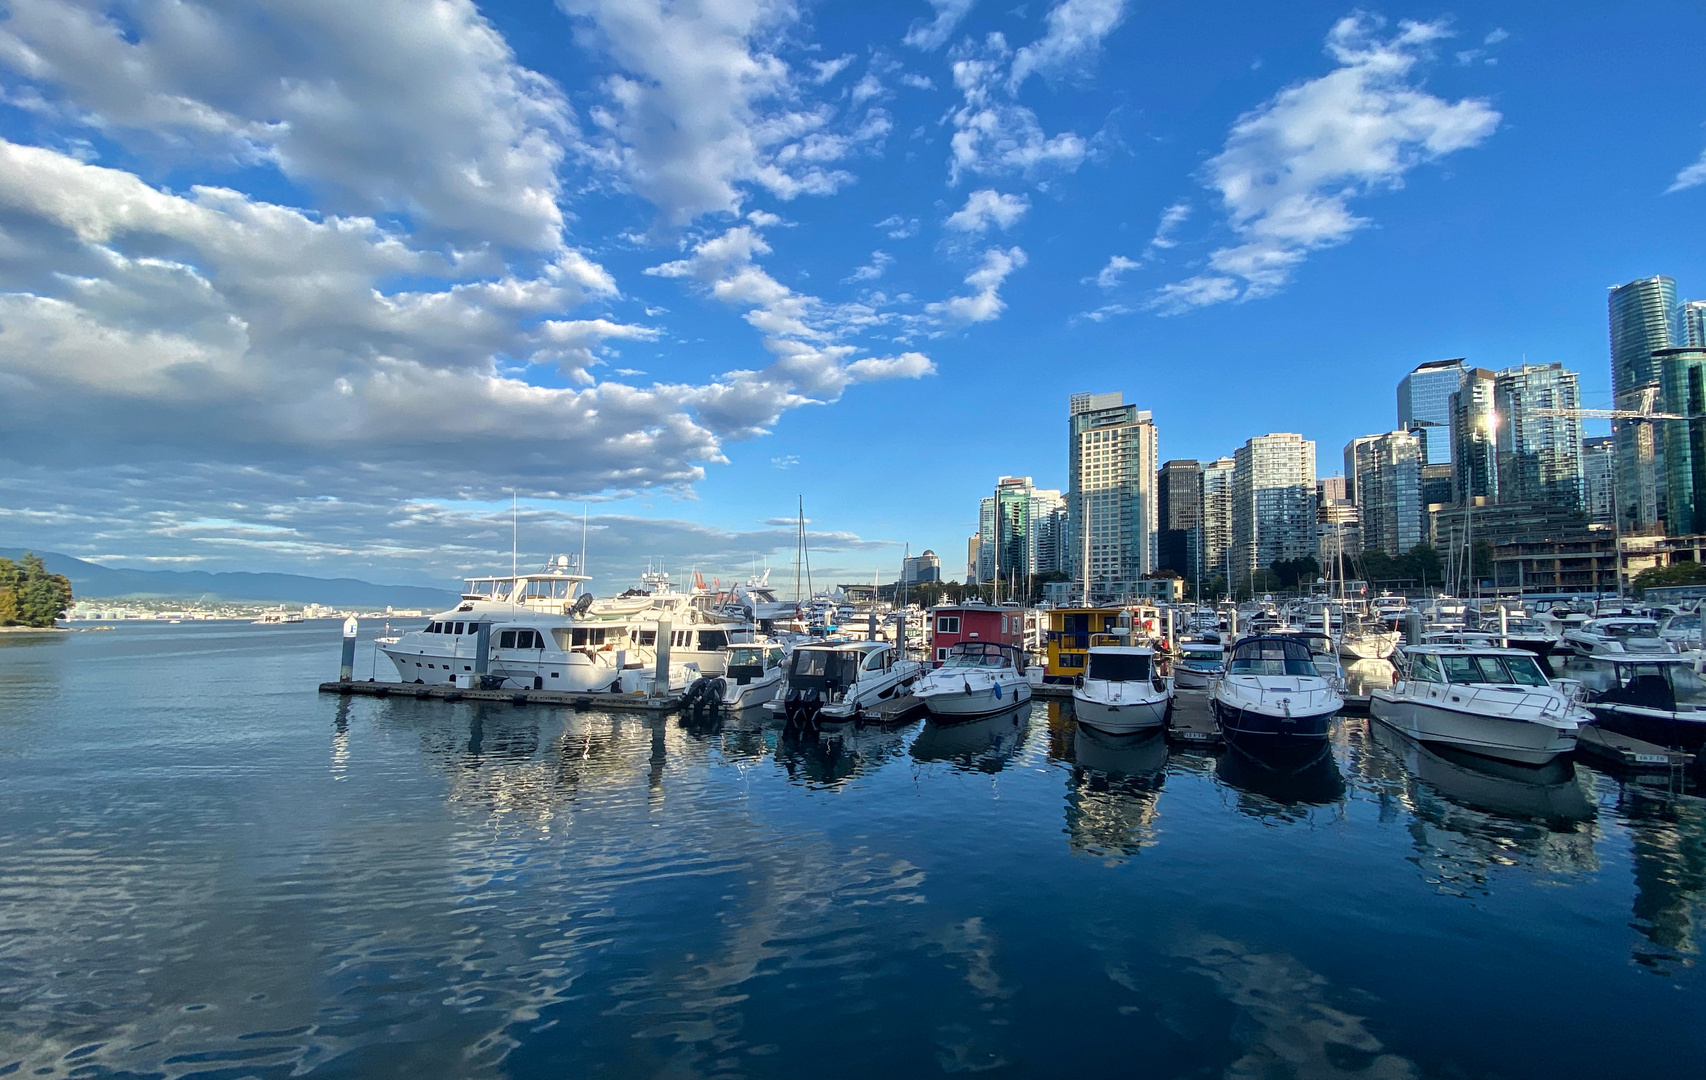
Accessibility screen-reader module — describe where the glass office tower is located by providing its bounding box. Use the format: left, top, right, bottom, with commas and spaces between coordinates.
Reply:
1610, 276, 1678, 531
1397, 358, 1465, 466
1494, 362, 1584, 511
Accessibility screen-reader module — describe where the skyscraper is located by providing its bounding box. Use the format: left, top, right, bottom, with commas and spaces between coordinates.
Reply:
1348, 430, 1424, 557
1450, 367, 1498, 505
1582, 436, 1615, 525
980, 476, 1068, 586
1231, 433, 1316, 590
1156, 459, 1201, 577
1494, 362, 1584, 510
1200, 457, 1235, 586
1675, 299, 1706, 347
1068, 393, 1159, 600
1658, 346, 1706, 535
1610, 276, 1678, 531
1397, 358, 1465, 466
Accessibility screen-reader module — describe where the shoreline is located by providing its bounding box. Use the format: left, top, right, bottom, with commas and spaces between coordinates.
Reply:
0, 624, 73, 634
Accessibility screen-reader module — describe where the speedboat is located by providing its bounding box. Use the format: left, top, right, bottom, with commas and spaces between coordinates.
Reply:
1370, 645, 1586, 765
1072, 642, 1172, 736
913, 641, 1031, 720
1561, 617, 1674, 658
1211, 635, 1343, 758
717, 639, 789, 709
1658, 612, 1705, 652
1567, 654, 1706, 752
766, 639, 922, 727
1173, 641, 1225, 690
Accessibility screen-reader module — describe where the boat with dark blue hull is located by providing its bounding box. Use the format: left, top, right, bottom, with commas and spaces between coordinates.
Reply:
1211, 635, 1344, 759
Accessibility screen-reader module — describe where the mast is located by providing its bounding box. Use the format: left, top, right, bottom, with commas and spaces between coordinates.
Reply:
794, 495, 804, 604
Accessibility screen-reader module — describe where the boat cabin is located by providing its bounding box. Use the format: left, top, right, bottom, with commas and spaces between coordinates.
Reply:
930, 603, 1023, 666
725, 642, 786, 684
1571, 655, 1706, 713
937, 641, 1022, 669
787, 641, 898, 693
1083, 647, 1154, 683
1226, 636, 1320, 677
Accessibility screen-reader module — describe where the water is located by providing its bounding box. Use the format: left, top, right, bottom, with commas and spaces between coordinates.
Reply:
2, 623, 1703, 1078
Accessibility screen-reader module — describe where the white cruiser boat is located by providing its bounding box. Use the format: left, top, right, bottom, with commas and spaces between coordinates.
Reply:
718, 640, 789, 709
1338, 618, 1400, 660
1073, 643, 1173, 736
1174, 641, 1225, 690
1211, 635, 1343, 758
1371, 645, 1586, 765
1561, 617, 1675, 658
766, 639, 922, 726
913, 642, 1031, 720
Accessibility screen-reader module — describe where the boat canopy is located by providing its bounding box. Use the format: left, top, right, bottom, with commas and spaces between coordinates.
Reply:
1404, 650, 1548, 687
1574, 656, 1706, 711
1087, 651, 1151, 682
941, 641, 1019, 668
1227, 637, 1318, 677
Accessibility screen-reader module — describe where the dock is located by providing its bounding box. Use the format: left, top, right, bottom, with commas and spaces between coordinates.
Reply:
1575, 725, 1695, 774
319, 679, 683, 713
868, 693, 927, 724
1166, 690, 1222, 747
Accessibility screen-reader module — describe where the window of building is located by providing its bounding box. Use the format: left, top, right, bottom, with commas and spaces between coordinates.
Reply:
937, 616, 961, 634
937, 647, 949, 662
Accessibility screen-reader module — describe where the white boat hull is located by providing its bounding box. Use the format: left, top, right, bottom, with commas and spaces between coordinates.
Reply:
1339, 631, 1400, 660
1369, 692, 1578, 765
917, 679, 1031, 719
1072, 692, 1169, 735
1173, 667, 1218, 691
721, 669, 782, 709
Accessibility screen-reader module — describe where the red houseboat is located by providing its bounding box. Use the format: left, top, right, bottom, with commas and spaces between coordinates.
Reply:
929, 603, 1025, 666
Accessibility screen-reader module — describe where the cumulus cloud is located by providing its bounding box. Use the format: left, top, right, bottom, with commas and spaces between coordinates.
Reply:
944, 188, 1030, 234
948, 34, 1089, 184
1009, 0, 1128, 89
844, 250, 893, 283
1090, 255, 1138, 289
1667, 146, 1706, 194
925, 246, 1026, 325
0, 0, 574, 251
904, 0, 979, 51
1153, 14, 1500, 313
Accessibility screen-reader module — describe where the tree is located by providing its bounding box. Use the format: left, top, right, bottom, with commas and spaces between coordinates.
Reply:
1269, 556, 1320, 591
0, 552, 73, 628
1634, 562, 1706, 595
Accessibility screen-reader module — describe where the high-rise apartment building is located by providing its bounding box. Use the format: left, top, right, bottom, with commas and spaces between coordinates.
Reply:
979, 476, 1067, 585
1582, 436, 1615, 526
1450, 368, 1498, 506
1200, 457, 1235, 585
1494, 362, 1584, 510
1658, 346, 1706, 535
976, 497, 996, 582
1397, 358, 1465, 466
1610, 276, 1678, 531
1068, 393, 1159, 600
1157, 459, 1201, 577
1028, 486, 1068, 576
1675, 299, 1706, 348
1348, 430, 1424, 557
1317, 477, 1362, 573
1231, 434, 1317, 589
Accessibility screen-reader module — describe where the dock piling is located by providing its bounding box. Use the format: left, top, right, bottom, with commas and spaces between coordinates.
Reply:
655, 617, 672, 698
339, 616, 358, 681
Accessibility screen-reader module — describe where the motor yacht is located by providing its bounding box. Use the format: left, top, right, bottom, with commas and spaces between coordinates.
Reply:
912, 641, 1032, 720
1561, 617, 1675, 658
1370, 645, 1586, 765
1658, 612, 1706, 652
1211, 635, 1343, 757
1174, 641, 1225, 690
1567, 654, 1706, 752
766, 639, 922, 727
1072, 640, 1173, 736
1337, 616, 1400, 660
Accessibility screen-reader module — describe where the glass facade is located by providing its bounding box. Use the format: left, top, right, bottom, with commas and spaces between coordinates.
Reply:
1610, 276, 1677, 531
1450, 368, 1499, 505
1582, 437, 1615, 525
1494, 362, 1584, 510
1349, 430, 1423, 557
1067, 393, 1159, 599
1199, 457, 1235, 583
1397, 359, 1465, 466
1658, 347, 1706, 536
1231, 434, 1316, 588
1156, 459, 1201, 577
1675, 299, 1706, 348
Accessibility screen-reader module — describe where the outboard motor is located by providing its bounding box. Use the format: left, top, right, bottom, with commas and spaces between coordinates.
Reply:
684, 675, 715, 720
783, 686, 823, 734
710, 676, 728, 707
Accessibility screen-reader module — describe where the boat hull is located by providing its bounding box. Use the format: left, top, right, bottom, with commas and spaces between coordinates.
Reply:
1585, 704, 1706, 753
1072, 693, 1168, 735
918, 679, 1031, 721
1369, 692, 1577, 765
1339, 632, 1400, 661
1211, 698, 1335, 759
1173, 667, 1219, 691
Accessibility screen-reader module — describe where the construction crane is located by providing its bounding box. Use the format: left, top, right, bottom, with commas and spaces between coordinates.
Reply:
1532, 407, 1688, 421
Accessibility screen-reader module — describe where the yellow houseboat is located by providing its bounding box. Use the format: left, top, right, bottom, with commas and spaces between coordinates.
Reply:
1044, 607, 1124, 684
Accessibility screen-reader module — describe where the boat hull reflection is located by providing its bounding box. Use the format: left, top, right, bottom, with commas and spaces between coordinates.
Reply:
1369, 722, 1594, 822
1216, 743, 1345, 807
911, 703, 1031, 772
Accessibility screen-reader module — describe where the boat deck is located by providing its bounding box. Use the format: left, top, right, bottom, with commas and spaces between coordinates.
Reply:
1167, 689, 1222, 747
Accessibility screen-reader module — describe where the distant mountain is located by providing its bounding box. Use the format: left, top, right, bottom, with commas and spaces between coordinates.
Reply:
0, 549, 460, 609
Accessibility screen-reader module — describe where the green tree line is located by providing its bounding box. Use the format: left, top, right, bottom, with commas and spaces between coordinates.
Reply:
0, 552, 74, 628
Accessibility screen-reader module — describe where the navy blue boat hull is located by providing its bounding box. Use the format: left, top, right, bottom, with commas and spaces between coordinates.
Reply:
1212, 699, 1336, 763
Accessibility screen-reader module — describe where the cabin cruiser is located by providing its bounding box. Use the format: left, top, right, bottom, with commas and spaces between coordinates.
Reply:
593, 569, 754, 675
1561, 617, 1675, 658
1370, 645, 1586, 765
1488, 614, 1558, 660
766, 639, 922, 726
1568, 654, 1706, 752
681, 640, 790, 718
1211, 636, 1343, 756
913, 641, 1031, 720
1371, 593, 1409, 619
1072, 642, 1173, 736
1174, 641, 1225, 690
1659, 612, 1706, 652
1337, 616, 1400, 661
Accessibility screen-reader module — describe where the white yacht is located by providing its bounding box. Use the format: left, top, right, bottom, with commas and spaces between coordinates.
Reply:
1561, 617, 1675, 658
913, 641, 1031, 720
1173, 641, 1225, 690
1371, 645, 1587, 765
1072, 642, 1173, 736
717, 639, 790, 709
1338, 617, 1400, 660
766, 639, 922, 726
1211, 635, 1343, 757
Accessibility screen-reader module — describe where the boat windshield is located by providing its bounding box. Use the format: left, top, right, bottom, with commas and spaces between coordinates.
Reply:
727, 647, 764, 667
1438, 652, 1549, 686
789, 649, 860, 687
1227, 639, 1317, 677
1664, 615, 1701, 633
942, 642, 1012, 668
1087, 653, 1150, 681
1602, 622, 1659, 639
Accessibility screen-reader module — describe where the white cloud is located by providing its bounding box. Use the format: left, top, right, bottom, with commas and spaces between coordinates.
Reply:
1668, 147, 1706, 194
877, 213, 920, 238
948, 35, 1089, 184
925, 246, 1026, 325
944, 189, 1030, 233
899, 72, 937, 90
1009, 0, 1128, 90
1146, 200, 1192, 251
1155, 14, 1500, 311
1090, 255, 1138, 289
1484, 28, 1509, 45
844, 250, 894, 283
811, 54, 856, 83
0, 0, 573, 251
851, 73, 886, 106
904, 0, 979, 51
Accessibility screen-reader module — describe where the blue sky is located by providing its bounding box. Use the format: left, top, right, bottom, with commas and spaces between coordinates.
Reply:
0, 1, 1703, 591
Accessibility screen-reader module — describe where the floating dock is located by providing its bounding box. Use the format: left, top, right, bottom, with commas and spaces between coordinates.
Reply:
1574, 725, 1695, 774
869, 693, 928, 724
319, 679, 682, 713
1166, 690, 1222, 747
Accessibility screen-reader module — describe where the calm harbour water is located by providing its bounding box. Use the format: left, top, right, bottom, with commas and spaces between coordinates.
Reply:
1, 623, 1703, 1078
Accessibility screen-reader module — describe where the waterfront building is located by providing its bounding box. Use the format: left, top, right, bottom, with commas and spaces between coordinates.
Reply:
1029, 490, 1068, 576
1658, 346, 1706, 536
1582, 436, 1615, 525
1676, 299, 1706, 348
1067, 392, 1159, 600
977, 477, 1068, 588
1231, 433, 1317, 590
1397, 358, 1465, 465
1200, 456, 1235, 585
902, 550, 941, 585
1450, 367, 1499, 506
1316, 476, 1362, 572
1157, 459, 1201, 578
976, 498, 996, 582
1610, 275, 1678, 531
1493, 362, 1584, 511
1348, 430, 1424, 558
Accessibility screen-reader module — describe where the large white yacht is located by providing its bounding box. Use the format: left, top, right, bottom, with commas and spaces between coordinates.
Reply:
1370, 644, 1586, 765
913, 641, 1031, 720
1072, 642, 1173, 736
766, 639, 922, 726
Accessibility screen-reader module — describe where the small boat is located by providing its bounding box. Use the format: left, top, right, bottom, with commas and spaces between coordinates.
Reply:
913, 641, 1032, 721
1561, 617, 1674, 658
1337, 617, 1400, 660
767, 639, 922, 727
1370, 645, 1586, 765
717, 639, 789, 709
1173, 641, 1225, 690
1211, 635, 1343, 758
1568, 653, 1706, 752
1072, 640, 1173, 736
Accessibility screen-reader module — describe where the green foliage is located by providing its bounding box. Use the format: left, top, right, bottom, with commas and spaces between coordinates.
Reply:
1269, 556, 1320, 590
0, 552, 73, 628
1358, 544, 1444, 588
1633, 561, 1706, 594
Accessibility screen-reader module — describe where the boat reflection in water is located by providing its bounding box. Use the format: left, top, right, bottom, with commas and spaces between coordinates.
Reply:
1215, 743, 1346, 815
773, 717, 916, 788
1343, 658, 1395, 699
911, 702, 1031, 773
1368, 721, 1594, 823
1065, 726, 1168, 860
678, 699, 777, 763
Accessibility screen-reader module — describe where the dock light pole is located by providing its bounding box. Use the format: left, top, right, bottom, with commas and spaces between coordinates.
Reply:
339, 616, 358, 682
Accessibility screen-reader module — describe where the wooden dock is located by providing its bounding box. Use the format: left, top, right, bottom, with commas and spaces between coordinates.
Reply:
1575, 725, 1695, 774
1166, 690, 1222, 747
318, 679, 683, 713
